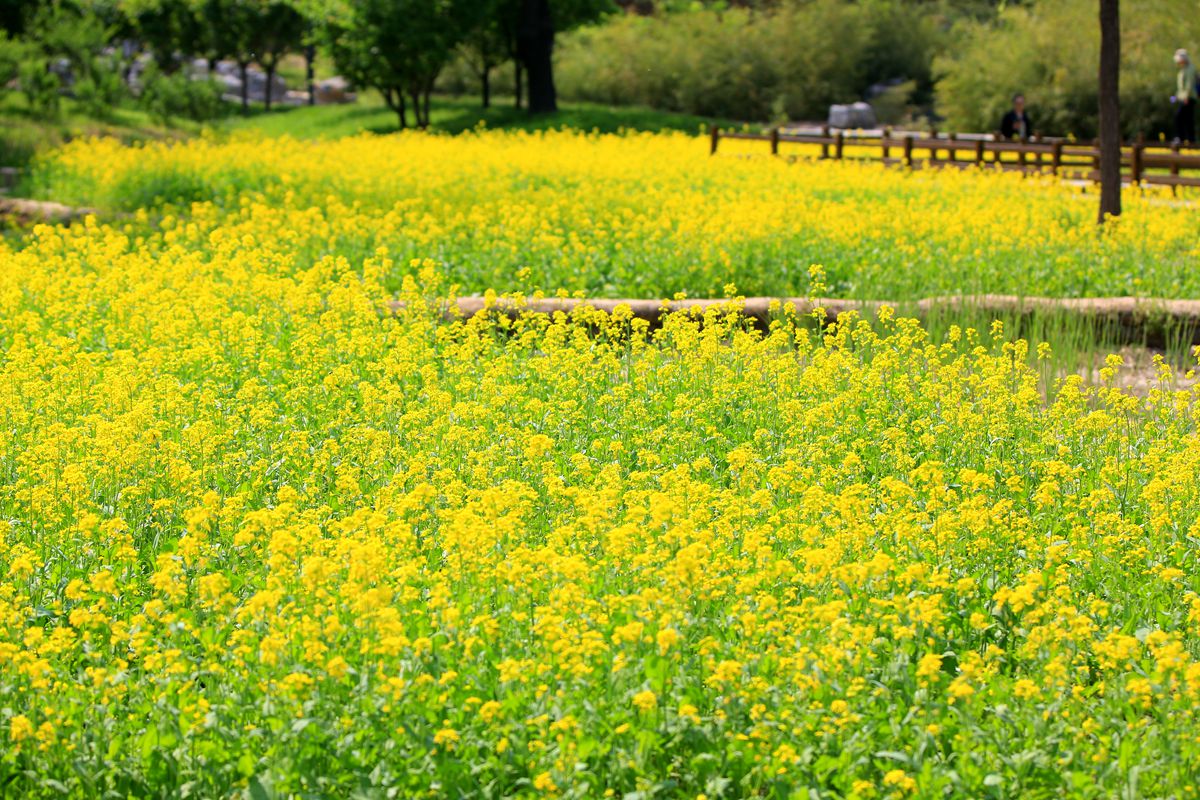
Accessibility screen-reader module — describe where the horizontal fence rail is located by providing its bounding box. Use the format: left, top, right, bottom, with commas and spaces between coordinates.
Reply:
709, 126, 1200, 188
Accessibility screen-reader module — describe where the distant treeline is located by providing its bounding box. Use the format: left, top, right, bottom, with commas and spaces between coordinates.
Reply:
0, 0, 612, 128
2, 0, 1198, 138
448, 0, 1200, 140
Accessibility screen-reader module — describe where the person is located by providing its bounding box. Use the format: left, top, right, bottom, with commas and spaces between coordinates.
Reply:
1174, 49, 1196, 144
1000, 94, 1033, 140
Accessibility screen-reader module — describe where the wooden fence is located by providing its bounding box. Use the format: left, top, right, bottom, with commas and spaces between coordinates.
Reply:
709, 126, 1200, 189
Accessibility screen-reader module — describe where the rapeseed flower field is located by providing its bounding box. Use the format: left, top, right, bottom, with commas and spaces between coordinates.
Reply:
3, 131, 1200, 797
29, 130, 1200, 300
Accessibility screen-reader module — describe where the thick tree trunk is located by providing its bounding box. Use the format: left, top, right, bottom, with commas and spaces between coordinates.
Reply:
1098, 0, 1121, 221
238, 62, 249, 112
482, 65, 491, 108
423, 85, 432, 125
517, 0, 556, 113
411, 89, 423, 127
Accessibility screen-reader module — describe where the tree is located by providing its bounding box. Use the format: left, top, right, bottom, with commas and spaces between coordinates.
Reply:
321, 0, 470, 128
511, 0, 612, 114
217, 0, 261, 111
458, 0, 510, 108
213, 0, 304, 112
120, 0, 206, 72
516, 0, 555, 112
1097, 0, 1120, 221
255, 1, 305, 109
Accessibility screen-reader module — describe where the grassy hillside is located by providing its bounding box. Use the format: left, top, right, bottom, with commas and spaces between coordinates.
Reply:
224, 92, 740, 138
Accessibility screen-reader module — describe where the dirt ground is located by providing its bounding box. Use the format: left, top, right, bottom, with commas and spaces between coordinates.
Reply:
1066, 346, 1199, 395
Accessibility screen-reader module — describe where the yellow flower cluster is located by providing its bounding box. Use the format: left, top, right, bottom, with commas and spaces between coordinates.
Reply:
1, 131, 1199, 796
30, 129, 1200, 300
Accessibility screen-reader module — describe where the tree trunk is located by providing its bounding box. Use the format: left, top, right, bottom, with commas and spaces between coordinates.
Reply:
423, 84, 432, 126
1098, 0, 1121, 221
411, 89, 423, 127
514, 60, 523, 109
482, 65, 491, 109
383, 87, 407, 129
239, 62, 249, 112
306, 43, 315, 106
517, 0, 556, 113
264, 61, 275, 111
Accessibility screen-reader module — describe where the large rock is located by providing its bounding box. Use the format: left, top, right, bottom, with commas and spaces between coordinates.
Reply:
828, 101, 877, 130
315, 77, 355, 105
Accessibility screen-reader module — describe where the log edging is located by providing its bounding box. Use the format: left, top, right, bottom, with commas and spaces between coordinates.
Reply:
389, 294, 1200, 348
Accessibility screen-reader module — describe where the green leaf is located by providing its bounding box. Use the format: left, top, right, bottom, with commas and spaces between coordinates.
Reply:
247, 776, 271, 800
138, 728, 158, 762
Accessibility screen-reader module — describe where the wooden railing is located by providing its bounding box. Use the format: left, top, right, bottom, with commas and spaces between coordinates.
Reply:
709, 126, 1200, 188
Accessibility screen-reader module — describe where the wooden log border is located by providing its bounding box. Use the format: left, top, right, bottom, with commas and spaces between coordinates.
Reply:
391, 295, 1200, 349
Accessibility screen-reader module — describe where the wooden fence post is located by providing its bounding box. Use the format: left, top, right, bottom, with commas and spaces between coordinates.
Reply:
1034, 135, 1043, 170
710, 126, 719, 156
948, 132, 957, 163
1170, 141, 1181, 194
835, 131, 845, 160
770, 127, 779, 156
1130, 141, 1143, 185
882, 127, 892, 161
904, 135, 914, 167
1052, 141, 1063, 175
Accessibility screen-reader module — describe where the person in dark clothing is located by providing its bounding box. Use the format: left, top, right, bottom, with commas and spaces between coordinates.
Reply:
1000, 94, 1033, 140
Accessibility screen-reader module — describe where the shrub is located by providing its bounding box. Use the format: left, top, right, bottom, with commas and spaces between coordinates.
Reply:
73, 58, 127, 121
18, 59, 61, 117
554, 0, 942, 122
139, 67, 227, 125
0, 31, 28, 88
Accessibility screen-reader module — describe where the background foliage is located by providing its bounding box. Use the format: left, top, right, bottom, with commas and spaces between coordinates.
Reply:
936, 0, 1200, 138
550, 0, 940, 123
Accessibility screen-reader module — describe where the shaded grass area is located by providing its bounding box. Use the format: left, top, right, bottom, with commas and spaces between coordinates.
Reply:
223, 91, 743, 139
0, 93, 201, 173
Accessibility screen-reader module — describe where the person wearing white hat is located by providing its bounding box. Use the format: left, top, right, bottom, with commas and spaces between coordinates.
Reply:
1174, 49, 1196, 143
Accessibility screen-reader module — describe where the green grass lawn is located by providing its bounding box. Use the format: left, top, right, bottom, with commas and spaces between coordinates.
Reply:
224, 91, 742, 139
